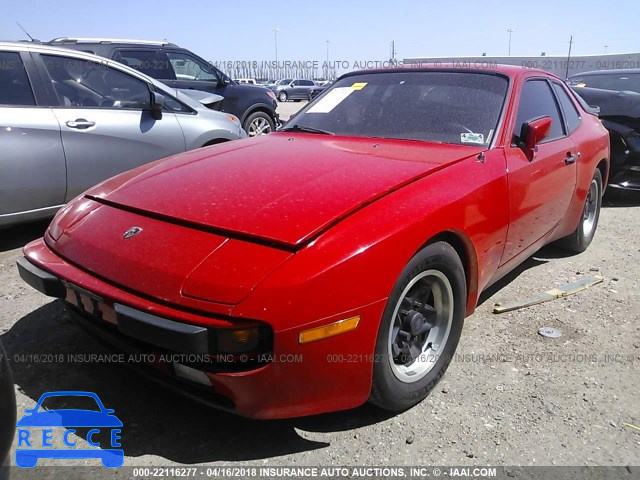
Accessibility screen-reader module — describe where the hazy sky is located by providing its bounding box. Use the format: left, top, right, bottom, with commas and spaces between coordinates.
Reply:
2, 0, 638, 62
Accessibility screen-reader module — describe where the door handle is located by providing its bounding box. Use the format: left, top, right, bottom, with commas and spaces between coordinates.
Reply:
66, 119, 96, 129
565, 152, 580, 165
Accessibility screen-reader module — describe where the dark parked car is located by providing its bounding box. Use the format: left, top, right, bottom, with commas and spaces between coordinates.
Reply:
309, 81, 333, 100
569, 69, 640, 190
269, 79, 317, 102
0, 339, 16, 478
47, 38, 280, 136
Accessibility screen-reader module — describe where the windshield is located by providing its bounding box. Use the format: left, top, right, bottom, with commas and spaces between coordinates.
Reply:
568, 73, 640, 93
288, 71, 508, 145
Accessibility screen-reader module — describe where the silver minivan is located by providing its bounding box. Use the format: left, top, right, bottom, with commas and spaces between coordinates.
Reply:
0, 42, 246, 227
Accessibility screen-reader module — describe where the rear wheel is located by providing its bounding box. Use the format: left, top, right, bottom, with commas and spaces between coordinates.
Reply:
559, 168, 603, 253
370, 241, 466, 411
278, 91, 288, 102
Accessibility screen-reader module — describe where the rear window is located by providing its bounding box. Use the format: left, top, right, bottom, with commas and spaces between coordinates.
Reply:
290, 71, 508, 146
113, 50, 177, 80
568, 72, 640, 93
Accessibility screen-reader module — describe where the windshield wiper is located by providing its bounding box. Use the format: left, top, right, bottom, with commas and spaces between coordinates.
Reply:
281, 124, 335, 135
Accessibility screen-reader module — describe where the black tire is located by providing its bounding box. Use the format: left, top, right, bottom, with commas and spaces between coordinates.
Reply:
278, 91, 288, 102
243, 111, 275, 137
558, 168, 603, 253
370, 241, 466, 411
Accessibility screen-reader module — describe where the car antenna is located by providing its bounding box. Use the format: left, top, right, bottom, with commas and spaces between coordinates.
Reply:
15, 22, 40, 42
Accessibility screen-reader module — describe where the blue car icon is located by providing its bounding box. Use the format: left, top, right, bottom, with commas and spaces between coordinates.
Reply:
16, 391, 123, 468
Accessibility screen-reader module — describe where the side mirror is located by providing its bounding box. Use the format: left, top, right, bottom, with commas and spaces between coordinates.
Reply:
520, 116, 552, 160
149, 91, 164, 120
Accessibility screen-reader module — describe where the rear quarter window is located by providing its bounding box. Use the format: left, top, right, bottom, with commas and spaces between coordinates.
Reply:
552, 82, 581, 133
0, 52, 35, 106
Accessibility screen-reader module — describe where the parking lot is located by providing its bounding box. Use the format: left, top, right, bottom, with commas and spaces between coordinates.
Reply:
2, 176, 639, 474
277, 100, 307, 122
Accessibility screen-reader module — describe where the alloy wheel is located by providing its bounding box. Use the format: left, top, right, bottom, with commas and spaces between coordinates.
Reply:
388, 269, 454, 383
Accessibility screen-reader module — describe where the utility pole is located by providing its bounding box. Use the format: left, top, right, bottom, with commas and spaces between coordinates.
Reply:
604, 45, 608, 54
325, 40, 330, 78
390, 40, 397, 63
507, 28, 514, 56
273, 28, 279, 63
565, 35, 573, 79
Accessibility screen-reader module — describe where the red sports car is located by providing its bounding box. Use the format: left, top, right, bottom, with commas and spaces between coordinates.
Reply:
18, 65, 609, 419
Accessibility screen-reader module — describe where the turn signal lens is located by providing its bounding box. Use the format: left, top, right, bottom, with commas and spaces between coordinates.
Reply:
216, 327, 260, 353
47, 198, 99, 241
298, 316, 360, 344
226, 114, 240, 125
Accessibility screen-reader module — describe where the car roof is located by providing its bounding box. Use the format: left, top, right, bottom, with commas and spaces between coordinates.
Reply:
49, 37, 178, 46
341, 63, 551, 81
568, 68, 640, 77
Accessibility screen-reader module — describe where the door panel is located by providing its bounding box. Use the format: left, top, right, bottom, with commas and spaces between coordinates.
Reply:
290, 81, 303, 99
52, 108, 185, 201
0, 50, 66, 219
0, 108, 66, 216
502, 138, 577, 262
501, 78, 577, 263
38, 52, 188, 201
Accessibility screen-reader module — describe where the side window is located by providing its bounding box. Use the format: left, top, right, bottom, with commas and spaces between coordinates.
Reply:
113, 50, 176, 80
166, 52, 219, 82
552, 82, 581, 133
292, 80, 301, 86
42, 55, 151, 109
0, 52, 35, 106
302, 80, 315, 86
513, 79, 564, 144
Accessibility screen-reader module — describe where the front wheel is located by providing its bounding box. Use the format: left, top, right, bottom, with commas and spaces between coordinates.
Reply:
369, 241, 466, 411
243, 112, 275, 137
558, 168, 603, 253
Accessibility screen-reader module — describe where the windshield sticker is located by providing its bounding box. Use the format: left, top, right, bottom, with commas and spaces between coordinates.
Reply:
460, 132, 485, 144
307, 87, 354, 113
351, 82, 368, 90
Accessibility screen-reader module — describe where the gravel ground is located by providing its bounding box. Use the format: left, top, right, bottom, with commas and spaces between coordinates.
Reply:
1, 176, 639, 477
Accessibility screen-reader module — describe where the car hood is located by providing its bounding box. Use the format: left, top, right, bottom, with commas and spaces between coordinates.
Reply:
85, 134, 482, 248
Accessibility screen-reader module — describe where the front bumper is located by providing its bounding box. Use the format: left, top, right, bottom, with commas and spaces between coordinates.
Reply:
18, 239, 384, 418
